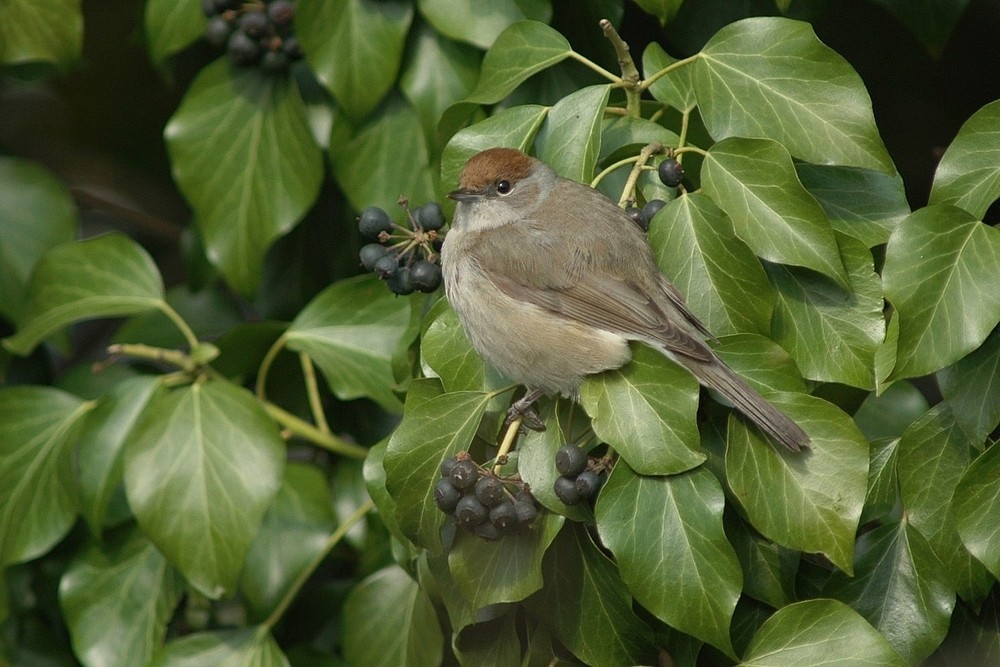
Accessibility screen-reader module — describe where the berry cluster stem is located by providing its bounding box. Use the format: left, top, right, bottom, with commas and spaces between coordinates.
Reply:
493, 415, 523, 475
618, 142, 665, 207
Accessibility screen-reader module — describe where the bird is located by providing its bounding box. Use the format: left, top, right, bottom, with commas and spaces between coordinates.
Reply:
440, 147, 810, 452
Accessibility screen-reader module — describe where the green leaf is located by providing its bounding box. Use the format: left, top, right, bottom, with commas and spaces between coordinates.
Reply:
517, 402, 593, 522
123, 381, 285, 598
853, 380, 929, 443
726, 514, 798, 609
955, 443, 1000, 580
453, 613, 521, 667
418, 0, 552, 49
824, 522, 955, 664
461, 21, 573, 105
596, 465, 741, 656
648, 193, 775, 337
632, 0, 683, 24
530, 523, 656, 667
701, 137, 850, 288
939, 328, 1000, 442
742, 599, 907, 666
342, 566, 443, 667
0, 386, 93, 566
285, 274, 415, 412
298, 0, 413, 122
383, 389, 492, 553
930, 99, 1000, 219
59, 529, 182, 667
766, 233, 884, 389
536, 84, 610, 182
694, 17, 893, 172
643, 42, 695, 111
579, 345, 705, 475
726, 393, 868, 573
870, 0, 972, 55
165, 59, 323, 294
0, 0, 82, 69
712, 334, 810, 395
860, 437, 900, 524
329, 94, 438, 217
152, 627, 289, 666
240, 463, 336, 618
144, 0, 203, 66
0, 156, 77, 322
797, 164, 910, 248
448, 513, 562, 609
420, 299, 501, 393
75, 376, 160, 535
882, 204, 1000, 379
3, 233, 165, 355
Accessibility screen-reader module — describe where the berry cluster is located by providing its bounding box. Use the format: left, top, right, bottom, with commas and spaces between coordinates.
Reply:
202, 0, 303, 74
358, 201, 445, 296
553, 445, 607, 505
435, 452, 539, 541
626, 198, 667, 232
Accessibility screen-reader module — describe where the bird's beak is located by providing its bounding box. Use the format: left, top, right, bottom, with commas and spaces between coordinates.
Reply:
448, 188, 480, 203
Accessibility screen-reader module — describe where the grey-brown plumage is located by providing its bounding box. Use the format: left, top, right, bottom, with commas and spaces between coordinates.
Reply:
442, 147, 809, 452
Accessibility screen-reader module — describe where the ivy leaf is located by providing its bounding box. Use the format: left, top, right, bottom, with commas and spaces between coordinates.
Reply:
742, 599, 907, 666
0, 0, 82, 69
420, 299, 506, 394
418, 0, 552, 49
955, 443, 1000, 580
579, 345, 705, 475
643, 42, 695, 111
726, 514, 798, 609
4, 234, 165, 356
383, 389, 492, 554
0, 386, 93, 566
632, 0, 683, 24
0, 156, 77, 323
796, 164, 910, 248
824, 522, 955, 664
59, 529, 182, 667
298, 0, 413, 123
517, 403, 592, 522
930, 99, 1000, 219
870, 0, 972, 56
882, 204, 1000, 380
536, 84, 610, 182
529, 523, 656, 667
342, 566, 443, 667
648, 193, 775, 337
726, 393, 868, 573
766, 233, 885, 389
939, 329, 1000, 442
713, 334, 810, 395
144, 0, 203, 66
702, 137, 850, 289
123, 382, 285, 599
152, 628, 288, 666
694, 17, 893, 172
596, 465, 741, 657
165, 59, 323, 295
285, 274, 415, 412
453, 613, 521, 667
239, 463, 336, 619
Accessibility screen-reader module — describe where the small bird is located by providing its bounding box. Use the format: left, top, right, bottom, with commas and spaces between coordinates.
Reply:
441, 147, 809, 452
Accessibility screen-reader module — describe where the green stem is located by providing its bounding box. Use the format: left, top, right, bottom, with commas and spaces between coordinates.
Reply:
591, 155, 641, 191
568, 51, 623, 85
300, 352, 330, 434
261, 498, 375, 631
256, 333, 287, 401
618, 142, 665, 207
598, 19, 642, 117
106, 343, 197, 372
264, 401, 367, 459
157, 302, 200, 351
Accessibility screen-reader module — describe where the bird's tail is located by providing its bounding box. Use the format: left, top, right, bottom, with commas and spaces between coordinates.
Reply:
685, 357, 810, 452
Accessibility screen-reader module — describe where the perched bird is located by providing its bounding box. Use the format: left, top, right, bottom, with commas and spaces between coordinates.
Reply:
441, 147, 809, 452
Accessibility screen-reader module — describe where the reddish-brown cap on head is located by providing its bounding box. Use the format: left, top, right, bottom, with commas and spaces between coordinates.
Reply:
450, 148, 536, 201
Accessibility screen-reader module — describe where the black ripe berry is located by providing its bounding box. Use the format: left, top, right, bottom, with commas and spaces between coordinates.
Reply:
449, 459, 479, 490
386, 266, 414, 295
626, 206, 644, 230
359, 243, 387, 271
373, 254, 398, 279
554, 475, 582, 505
227, 30, 261, 66
641, 199, 667, 228
410, 260, 442, 292
282, 36, 303, 60
440, 456, 457, 478
575, 470, 602, 499
489, 500, 518, 531
415, 202, 445, 231
474, 475, 505, 507
513, 495, 538, 525
267, 0, 296, 26
358, 206, 393, 239
455, 495, 488, 528
555, 445, 587, 477
433, 479, 461, 513
238, 10, 268, 38
657, 157, 685, 187
205, 16, 233, 47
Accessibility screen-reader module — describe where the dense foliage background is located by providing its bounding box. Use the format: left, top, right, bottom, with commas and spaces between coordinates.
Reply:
1, 0, 999, 665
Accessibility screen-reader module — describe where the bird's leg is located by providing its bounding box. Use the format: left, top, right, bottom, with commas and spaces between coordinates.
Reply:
506, 387, 547, 431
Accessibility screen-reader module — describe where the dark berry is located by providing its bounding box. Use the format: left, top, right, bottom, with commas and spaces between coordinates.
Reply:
205, 16, 233, 47
267, 0, 296, 27
555, 445, 587, 477
449, 459, 479, 490
410, 260, 442, 292
227, 30, 261, 66
213, 0, 238, 12
238, 11, 269, 38
489, 501, 517, 530
554, 475, 582, 505
641, 199, 667, 228
575, 470, 602, 499
358, 206, 393, 239
415, 202, 445, 231
473, 522, 502, 541
373, 254, 398, 279
282, 36, 303, 60
474, 476, 505, 507
261, 49, 290, 73
386, 266, 414, 295
513, 496, 538, 525
657, 157, 685, 187
359, 243, 387, 271
201, 0, 219, 17
440, 456, 457, 478
434, 479, 461, 513
455, 495, 488, 528
626, 206, 643, 229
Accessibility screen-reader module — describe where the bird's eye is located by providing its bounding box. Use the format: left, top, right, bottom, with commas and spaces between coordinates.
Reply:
496, 180, 512, 195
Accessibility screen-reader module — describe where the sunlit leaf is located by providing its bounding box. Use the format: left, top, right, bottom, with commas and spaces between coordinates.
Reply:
955, 444, 1000, 580
0, 0, 82, 68
144, 0, 203, 66
931, 99, 1000, 219
152, 627, 289, 666
536, 84, 610, 181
